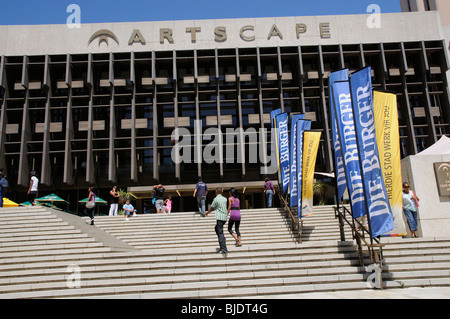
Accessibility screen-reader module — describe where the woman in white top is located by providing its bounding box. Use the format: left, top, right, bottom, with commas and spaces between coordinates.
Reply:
109, 185, 120, 216
402, 182, 420, 238
27, 171, 39, 206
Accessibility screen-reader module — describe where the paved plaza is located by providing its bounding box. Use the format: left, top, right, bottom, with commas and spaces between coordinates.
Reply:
267, 287, 450, 299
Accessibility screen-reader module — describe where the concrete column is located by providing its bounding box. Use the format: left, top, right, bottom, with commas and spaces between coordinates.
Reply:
63, 54, 74, 185
130, 52, 138, 182
152, 51, 159, 182
17, 56, 31, 187
40, 55, 52, 186
0, 57, 8, 175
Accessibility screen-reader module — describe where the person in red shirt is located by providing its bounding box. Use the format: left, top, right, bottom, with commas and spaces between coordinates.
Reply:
263, 177, 275, 208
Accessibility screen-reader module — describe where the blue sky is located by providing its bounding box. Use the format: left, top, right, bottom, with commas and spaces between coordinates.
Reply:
0, 0, 401, 25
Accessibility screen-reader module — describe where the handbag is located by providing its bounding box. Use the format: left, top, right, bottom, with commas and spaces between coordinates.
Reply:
86, 200, 95, 209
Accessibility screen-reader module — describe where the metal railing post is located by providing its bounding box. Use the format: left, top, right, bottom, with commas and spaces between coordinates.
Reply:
335, 206, 346, 242
334, 205, 385, 288
355, 235, 364, 266
278, 191, 301, 244
298, 219, 302, 244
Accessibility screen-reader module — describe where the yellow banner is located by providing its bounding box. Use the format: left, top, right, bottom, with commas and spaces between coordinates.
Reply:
301, 131, 321, 216
373, 91, 406, 236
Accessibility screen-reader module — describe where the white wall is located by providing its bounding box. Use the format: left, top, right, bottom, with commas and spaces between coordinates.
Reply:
401, 155, 450, 238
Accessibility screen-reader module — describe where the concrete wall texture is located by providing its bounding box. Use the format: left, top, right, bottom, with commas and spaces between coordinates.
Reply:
0, 11, 446, 56
402, 154, 450, 238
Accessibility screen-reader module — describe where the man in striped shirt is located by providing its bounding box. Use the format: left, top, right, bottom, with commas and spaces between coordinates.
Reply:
205, 187, 228, 255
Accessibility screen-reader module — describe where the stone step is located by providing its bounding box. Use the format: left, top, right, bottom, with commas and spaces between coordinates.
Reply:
0, 223, 74, 232
0, 208, 49, 215
0, 242, 108, 256
0, 241, 355, 269
0, 275, 372, 299
0, 257, 365, 282
0, 219, 67, 228
1, 205, 450, 299
4, 242, 448, 288
0, 237, 97, 249
0, 233, 90, 243
0, 228, 86, 238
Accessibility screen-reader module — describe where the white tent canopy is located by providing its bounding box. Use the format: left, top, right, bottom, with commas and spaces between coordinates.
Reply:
417, 135, 450, 155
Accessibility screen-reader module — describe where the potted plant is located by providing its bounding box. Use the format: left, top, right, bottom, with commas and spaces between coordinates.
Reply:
313, 181, 327, 205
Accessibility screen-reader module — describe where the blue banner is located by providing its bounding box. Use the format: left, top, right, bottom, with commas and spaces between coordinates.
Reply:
270, 108, 282, 187
296, 119, 311, 218
331, 80, 367, 219
290, 114, 305, 207
350, 67, 394, 237
270, 109, 282, 128
275, 113, 290, 193
329, 70, 349, 202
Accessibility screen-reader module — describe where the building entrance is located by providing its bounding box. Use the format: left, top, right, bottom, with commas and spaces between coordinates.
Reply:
129, 181, 279, 214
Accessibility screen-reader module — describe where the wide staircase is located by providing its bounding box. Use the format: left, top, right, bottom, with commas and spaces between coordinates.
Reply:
1, 205, 450, 298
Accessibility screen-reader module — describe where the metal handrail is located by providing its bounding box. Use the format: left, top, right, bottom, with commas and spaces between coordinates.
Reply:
278, 189, 302, 244
334, 205, 384, 263
334, 204, 385, 289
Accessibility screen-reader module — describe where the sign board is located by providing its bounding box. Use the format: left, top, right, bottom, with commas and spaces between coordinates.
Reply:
434, 162, 450, 196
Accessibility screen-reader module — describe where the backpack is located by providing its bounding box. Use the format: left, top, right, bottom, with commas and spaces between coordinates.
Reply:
0, 177, 8, 188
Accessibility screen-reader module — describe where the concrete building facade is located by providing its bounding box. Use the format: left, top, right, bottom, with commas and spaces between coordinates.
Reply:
400, 0, 450, 26
0, 8, 449, 212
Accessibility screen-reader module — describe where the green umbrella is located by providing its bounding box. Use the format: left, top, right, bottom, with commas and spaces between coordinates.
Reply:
34, 193, 69, 212
20, 200, 41, 206
78, 196, 108, 205
35, 193, 69, 205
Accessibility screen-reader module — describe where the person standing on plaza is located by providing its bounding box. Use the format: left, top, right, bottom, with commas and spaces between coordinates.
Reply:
263, 177, 275, 208
84, 186, 96, 226
402, 182, 420, 238
193, 178, 208, 216
109, 185, 120, 216
27, 171, 39, 206
0, 168, 7, 208
153, 184, 166, 214
205, 187, 228, 255
227, 188, 242, 247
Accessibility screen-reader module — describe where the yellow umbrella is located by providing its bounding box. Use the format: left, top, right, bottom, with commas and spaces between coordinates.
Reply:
2, 198, 19, 207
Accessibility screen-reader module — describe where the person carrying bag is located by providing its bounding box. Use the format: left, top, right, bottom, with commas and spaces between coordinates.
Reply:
84, 186, 96, 225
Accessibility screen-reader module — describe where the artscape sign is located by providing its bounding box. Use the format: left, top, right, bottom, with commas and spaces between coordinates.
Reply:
87, 22, 332, 47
